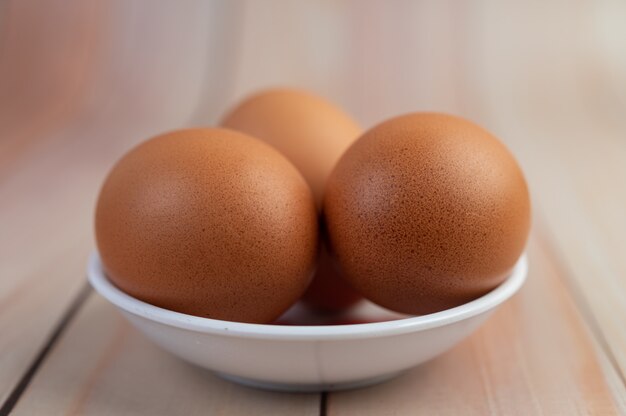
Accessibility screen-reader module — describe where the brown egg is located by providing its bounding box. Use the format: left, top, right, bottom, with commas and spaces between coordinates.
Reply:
299, 248, 363, 312
324, 113, 531, 315
95, 128, 318, 323
221, 88, 361, 207
221, 88, 363, 311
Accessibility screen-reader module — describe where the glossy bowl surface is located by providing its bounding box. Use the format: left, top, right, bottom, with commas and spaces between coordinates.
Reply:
88, 252, 527, 391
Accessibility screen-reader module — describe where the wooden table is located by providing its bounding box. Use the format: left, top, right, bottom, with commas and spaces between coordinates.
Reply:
2, 1, 625, 414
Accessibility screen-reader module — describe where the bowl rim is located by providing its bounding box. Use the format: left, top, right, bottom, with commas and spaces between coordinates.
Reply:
88, 252, 527, 340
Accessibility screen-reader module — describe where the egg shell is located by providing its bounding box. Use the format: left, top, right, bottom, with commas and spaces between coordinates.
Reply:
324, 113, 531, 315
221, 88, 361, 208
300, 246, 363, 312
221, 88, 363, 311
95, 128, 319, 324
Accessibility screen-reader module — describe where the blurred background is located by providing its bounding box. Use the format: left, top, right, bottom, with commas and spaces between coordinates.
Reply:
1, 0, 626, 413
3, 0, 625, 299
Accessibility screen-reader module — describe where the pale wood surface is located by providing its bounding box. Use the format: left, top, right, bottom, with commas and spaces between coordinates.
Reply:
328, 232, 626, 415
0, 0, 256, 412
11, 295, 319, 416
2, 0, 626, 415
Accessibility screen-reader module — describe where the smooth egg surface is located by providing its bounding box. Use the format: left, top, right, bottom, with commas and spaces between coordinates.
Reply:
221, 88, 363, 311
95, 128, 318, 323
221, 88, 361, 208
324, 113, 531, 315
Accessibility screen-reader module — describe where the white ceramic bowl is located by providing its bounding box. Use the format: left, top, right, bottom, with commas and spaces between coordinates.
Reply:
88, 252, 527, 392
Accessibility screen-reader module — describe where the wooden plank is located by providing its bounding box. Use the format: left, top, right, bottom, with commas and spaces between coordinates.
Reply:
174, 1, 626, 413
327, 231, 626, 415
11, 295, 320, 416
465, 0, 626, 383
0, 0, 239, 407
213, 4, 626, 411
229, 1, 469, 126
4, 0, 626, 414
0, 0, 109, 405
1, 1, 319, 413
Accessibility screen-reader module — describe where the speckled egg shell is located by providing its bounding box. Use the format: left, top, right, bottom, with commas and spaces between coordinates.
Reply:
221, 88, 361, 208
324, 113, 531, 315
300, 245, 363, 311
95, 128, 319, 323
221, 88, 363, 311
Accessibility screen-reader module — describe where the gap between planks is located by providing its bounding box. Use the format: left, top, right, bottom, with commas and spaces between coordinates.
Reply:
320, 391, 328, 416
325, 228, 626, 415
6, 226, 625, 415
0, 284, 92, 416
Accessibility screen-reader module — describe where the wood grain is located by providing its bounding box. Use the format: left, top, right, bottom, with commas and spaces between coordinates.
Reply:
468, 0, 626, 386
225, 0, 626, 413
0, 0, 242, 408
2, 0, 626, 414
327, 231, 626, 415
0, 0, 107, 405
11, 295, 319, 416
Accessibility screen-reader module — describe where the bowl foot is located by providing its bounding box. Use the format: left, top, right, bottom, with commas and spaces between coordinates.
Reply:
216, 371, 403, 392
